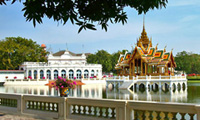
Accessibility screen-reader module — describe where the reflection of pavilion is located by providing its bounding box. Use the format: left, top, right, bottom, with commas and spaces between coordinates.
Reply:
2, 84, 105, 99
3, 85, 50, 95
69, 84, 104, 98
106, 87, 187, 103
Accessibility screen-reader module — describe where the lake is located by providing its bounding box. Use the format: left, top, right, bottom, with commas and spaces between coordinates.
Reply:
0, 82, 199, 104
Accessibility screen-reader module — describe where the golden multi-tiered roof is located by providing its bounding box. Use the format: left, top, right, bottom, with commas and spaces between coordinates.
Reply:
115, 24, 176, 76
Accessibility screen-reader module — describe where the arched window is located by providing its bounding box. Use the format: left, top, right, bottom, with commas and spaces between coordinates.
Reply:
47, 70, 51, 79
61, 70, 66, 78
28, 70, 32, 77
69, 70, 74, 79
84, 70, 89, 78
34, 70, 37, 79
91, 70, 94, 77
40, 70, 44, 79
76, 70, 82, 79
54, 70, 58, 79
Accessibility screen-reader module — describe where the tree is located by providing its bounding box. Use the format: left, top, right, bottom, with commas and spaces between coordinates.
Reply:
175, 51, 200, 74
87, 49, 127, 73
0, 37, 49, 70
111, 51, 120, 73
175, 51, 190, 74
87, 50, 112, 73
0, 0, 168, 33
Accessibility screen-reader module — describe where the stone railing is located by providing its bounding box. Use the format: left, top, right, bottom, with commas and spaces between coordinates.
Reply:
0, 93, 200, 120
126, 101, 200, 120
81, 78, 106, 84
107, 75, 187, 81
4, 79, 49, 85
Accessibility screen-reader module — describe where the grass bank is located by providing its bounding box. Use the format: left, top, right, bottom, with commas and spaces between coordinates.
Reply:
187, 80, 200, 83
187, 76, 200, 80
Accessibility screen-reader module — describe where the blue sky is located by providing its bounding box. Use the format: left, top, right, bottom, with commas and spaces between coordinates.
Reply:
0, 0, 200, 55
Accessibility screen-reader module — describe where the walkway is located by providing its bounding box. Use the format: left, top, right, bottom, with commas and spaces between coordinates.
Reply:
0, 113, 45, 120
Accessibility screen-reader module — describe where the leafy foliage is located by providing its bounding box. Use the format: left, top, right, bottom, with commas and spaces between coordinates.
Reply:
87, 50, 112, 73
175, 51, 200, 74
0, 37, 48, 70
87, 49, 127, 73
1, 0, 168, 33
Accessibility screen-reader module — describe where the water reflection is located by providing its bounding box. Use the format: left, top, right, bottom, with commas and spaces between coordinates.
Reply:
106, 88, 187, 103
0, 83, 196, 104
0, 84, 105, 98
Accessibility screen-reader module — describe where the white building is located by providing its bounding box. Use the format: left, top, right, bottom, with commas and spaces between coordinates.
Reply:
0, 70, 24, 84
19, 49, 102, 80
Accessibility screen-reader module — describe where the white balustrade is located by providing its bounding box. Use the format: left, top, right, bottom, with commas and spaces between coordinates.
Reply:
126, 101, 200, 120
0, 93, 199, 120
4, 79, 49, 85
106, 74, 187, 81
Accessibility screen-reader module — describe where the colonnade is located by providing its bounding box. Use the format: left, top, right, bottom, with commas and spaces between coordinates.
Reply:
25, 68, 101, 80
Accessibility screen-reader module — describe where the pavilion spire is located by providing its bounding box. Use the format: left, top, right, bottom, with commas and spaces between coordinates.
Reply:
141, 14, 147, 37
143, 14, 145, 30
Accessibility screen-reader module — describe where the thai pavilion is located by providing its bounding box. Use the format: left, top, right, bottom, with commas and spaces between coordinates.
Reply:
115, 25, 176, 77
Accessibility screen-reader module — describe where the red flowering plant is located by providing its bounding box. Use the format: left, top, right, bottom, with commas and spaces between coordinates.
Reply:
52, 76, 77, 90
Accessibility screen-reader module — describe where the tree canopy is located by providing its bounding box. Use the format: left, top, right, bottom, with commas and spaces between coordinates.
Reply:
0, 37, 48, 70
1, 0, 168, 33
175, 51, 200, 74
87, 49, 127, 73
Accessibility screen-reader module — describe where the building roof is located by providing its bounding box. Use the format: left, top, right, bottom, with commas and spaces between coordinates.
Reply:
41, 44, 46, 48
53, 50, 91, 57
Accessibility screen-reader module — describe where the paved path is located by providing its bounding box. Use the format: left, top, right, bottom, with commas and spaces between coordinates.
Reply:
0, 113, 44, 120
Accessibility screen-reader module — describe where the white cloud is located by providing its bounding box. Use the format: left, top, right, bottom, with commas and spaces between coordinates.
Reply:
179, 15, 199, 23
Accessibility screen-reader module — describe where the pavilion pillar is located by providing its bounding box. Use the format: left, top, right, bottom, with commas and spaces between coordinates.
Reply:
31, 70, 34, 79
44, 70, 46, 79
122, 66, 125, 76
167, 66, 169, 75
165, 66, 167, 75
171, 62, 172, 75
136, 59, 138, 74
37, 70, 39, 79
145, 63, 147, 75
132, 61, 135, 76
129, 63, 132, 76
26, 70, 28, 78
141, 59, 143, 75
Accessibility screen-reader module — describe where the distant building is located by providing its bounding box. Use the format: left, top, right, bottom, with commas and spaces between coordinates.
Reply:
0, 70, 24, 84
20, 49, 102, 80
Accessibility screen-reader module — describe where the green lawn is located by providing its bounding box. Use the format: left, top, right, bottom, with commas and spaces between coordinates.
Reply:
187, 80, 200, 83
187, 76, 200, 80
